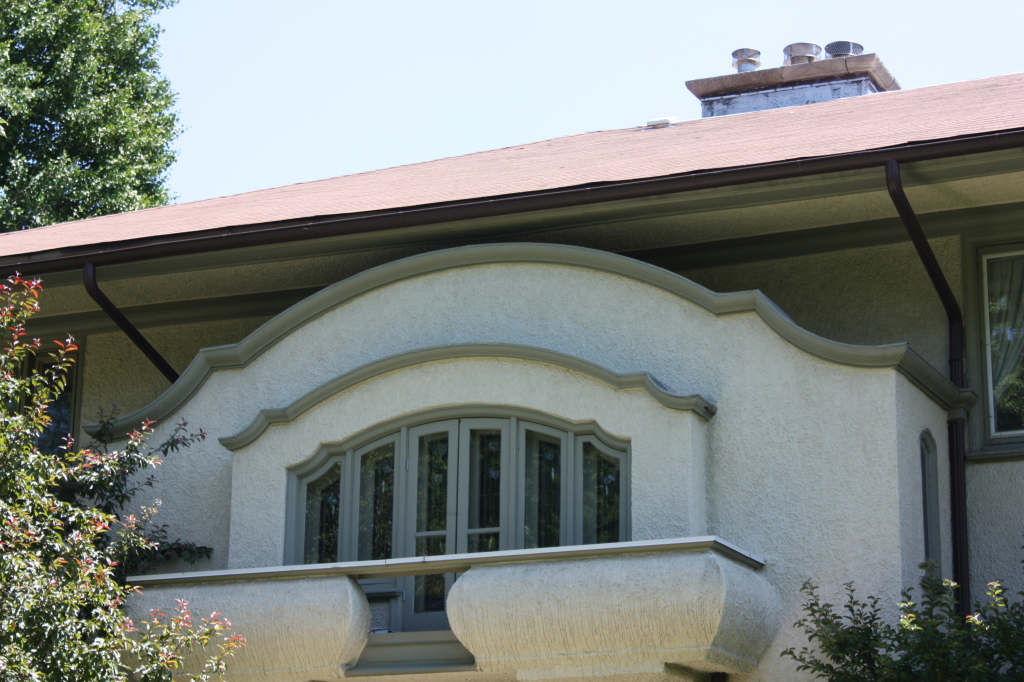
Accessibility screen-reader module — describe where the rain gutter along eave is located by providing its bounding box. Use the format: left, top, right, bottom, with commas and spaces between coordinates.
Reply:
2, 127, 1024, 277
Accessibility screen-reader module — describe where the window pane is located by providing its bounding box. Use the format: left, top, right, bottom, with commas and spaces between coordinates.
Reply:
987, 254, 1024, 432
468, 428, 501, 531
304, 462, 341, 563
467, 532, 499, 553
417, 432, 449, 532
359, 443, 395, 561
582, 442, 620, 544
524, 430, 560, 549
414, 536, 447, 613
35, 359, 75, 455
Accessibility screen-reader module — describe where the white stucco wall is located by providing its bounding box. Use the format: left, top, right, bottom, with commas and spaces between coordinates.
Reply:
681, 236, 962, 373
104, 247, 952, 681
967, 460, 1024, 600
79, 317, 269, 443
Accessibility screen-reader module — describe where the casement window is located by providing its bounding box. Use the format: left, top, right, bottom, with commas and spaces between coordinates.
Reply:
290, 414, 630, 630
982, 251, 1024, 436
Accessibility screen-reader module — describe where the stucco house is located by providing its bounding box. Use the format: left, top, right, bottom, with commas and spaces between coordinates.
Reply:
3, 47, 1023, 681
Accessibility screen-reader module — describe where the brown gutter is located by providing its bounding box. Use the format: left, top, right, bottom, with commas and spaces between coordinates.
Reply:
83, 263, 179, 384
885, 160, 971, 614
2, 128, 1024, 277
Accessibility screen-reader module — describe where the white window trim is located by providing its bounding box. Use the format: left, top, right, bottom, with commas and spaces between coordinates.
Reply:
981, 249, 1024, 437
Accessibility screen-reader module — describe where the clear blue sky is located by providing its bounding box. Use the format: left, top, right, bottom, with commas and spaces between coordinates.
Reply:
156, 0, 1024, 205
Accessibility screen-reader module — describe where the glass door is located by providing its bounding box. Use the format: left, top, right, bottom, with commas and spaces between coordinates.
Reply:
403, 421, 459, 631
457, 419, 511, 553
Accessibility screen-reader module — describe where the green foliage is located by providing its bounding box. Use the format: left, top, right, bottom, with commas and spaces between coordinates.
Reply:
783, 562, 1024, 681
0, 1, 179, 231
0, 275, 243, 681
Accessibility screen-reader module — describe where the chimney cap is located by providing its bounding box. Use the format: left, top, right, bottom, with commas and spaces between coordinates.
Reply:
825, 41, 864, 58
731, 48, 761, 73
783, 42, 822, 65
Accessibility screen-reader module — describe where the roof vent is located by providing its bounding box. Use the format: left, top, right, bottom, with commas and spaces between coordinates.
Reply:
825, 41, 864, 58
731, 48, 761, 73
782, 42, 821, 65
645, 116, 677, 129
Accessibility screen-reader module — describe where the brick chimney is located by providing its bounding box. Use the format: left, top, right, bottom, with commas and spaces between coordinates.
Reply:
686, 42, 900, 117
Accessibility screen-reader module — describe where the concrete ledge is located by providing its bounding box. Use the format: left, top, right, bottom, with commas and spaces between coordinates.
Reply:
128, 536, 764, 586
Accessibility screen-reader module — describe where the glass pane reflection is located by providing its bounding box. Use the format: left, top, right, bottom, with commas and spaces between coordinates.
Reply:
359, 443, 395, 561
417, 433, 449, 533
414, 535, 447, 613
468, 429, 501, 531
582, 442, 620, 544
304, 462, 341, 563
524, 430, 560, 549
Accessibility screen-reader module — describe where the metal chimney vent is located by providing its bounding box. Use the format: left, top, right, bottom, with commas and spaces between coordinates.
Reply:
782, 42, 821, 65
731, 48, 761, 73
825, 41, 864, 58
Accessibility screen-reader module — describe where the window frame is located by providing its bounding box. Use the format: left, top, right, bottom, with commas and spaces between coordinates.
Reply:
285, 406, 631, 568
980, 248, 1024, 438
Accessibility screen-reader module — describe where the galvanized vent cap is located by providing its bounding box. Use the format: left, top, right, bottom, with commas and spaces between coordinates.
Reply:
783, 42, 821, 65
731, 48, 761, 73
825, 41, 864, 58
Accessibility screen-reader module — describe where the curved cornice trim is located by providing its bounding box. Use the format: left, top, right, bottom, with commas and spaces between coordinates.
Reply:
85, 243, 973, 438
218, 344, 716, 451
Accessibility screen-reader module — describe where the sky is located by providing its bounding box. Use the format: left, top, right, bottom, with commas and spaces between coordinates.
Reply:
156, 0, 1024, 205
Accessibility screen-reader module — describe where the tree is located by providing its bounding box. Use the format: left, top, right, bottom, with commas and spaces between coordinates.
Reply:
0, 1, 179, 231
0, 274, 243, 681
782, 561, 1024, 681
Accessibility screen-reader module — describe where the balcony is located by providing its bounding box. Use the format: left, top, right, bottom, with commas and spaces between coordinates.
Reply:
128, 537, 779, 681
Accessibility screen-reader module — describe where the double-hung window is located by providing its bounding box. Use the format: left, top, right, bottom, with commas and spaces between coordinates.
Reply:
291, 414, 629, 630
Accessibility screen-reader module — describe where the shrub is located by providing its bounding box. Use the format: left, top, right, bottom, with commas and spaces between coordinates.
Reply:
0, 274, 242, 681
783, 561, 1024, 681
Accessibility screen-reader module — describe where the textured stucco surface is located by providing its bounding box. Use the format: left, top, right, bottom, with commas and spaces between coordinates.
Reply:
967, 460, 1024, 599
681, 236, 962, 372
109, 255, 949, 681
79, 317, 269, 444
127, 575, 369, 682
448, 551, 779, 678
229, 357, 705, 568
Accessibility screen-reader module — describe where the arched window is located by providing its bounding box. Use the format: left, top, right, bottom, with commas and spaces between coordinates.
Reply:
288, 410, 630, 630
920, 430, 941, 568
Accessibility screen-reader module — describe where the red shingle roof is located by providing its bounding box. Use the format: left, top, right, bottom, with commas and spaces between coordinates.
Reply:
2, 72, 1023, 259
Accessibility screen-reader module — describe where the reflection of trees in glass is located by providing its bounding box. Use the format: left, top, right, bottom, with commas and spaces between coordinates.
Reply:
582, 442, 620, 544
417, 434, 448, 532
414, 536, 446, 613
33, 359, 74, 455
988, 255, 1024, 432
468, 429, 501, 532
359, 444, 394, 561
524, 431, 560, 549
304, 463, 341, 563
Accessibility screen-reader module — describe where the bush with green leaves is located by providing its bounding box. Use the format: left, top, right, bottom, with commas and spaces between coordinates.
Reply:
783, 561, 1024, 681
0, 274, 242, 681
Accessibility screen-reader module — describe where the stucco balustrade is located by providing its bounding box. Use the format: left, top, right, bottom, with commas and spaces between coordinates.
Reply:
128, 538, 775, 681
126, 575, 370, 682
448, 548, 779, 680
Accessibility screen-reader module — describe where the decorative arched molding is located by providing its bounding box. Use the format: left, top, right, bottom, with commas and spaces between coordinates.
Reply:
85, 243, 976, 439
219, 344, 715, 451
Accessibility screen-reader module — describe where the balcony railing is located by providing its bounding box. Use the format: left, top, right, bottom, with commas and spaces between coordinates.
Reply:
128, 536, 778, 681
